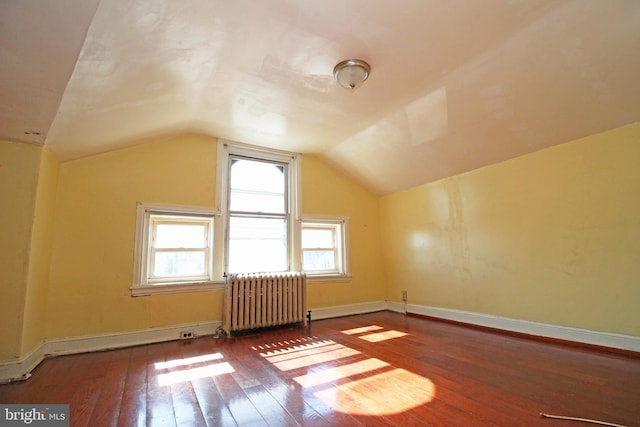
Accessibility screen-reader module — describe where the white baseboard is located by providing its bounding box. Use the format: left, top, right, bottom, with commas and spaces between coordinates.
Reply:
308, 301, 387, 320
386, 301, 407, 313
399, 303, 640, 353
3, 301, 638, 383
0, 344, 47, 384
45, 320, 222, 357
0, 320, 222, 383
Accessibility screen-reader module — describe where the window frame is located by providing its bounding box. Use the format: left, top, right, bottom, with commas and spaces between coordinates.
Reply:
131, 202, 222, 296
301, 215, 351, 282
216, 140, 301, 276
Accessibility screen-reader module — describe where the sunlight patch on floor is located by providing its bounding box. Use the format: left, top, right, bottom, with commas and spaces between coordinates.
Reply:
260, 340, 343, 362
314, 368, 436, 415
261, 340, 360, 371
154, 352, 224, 370
293, 358, 390, 388
359, 330, 408, 343
341, 325, 384, 335
341, 325, 409, 343
256, 332, 437, 416
156, 362, 235, 386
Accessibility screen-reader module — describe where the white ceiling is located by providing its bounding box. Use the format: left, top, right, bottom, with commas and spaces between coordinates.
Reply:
2, 0, 639, 194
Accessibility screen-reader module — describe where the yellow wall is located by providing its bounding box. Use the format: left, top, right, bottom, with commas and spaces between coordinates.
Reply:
0, 142, 41, 360
301, 155, 387, 308
46, 136, 385, 340
21, 147, 59, 355
6, 122, 638, 359
380, 123, 640, 336
47, 134, 220, 338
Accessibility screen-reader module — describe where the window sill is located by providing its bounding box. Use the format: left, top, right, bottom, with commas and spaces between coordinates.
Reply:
130, 280, 225, 297
307, 274, 352, 283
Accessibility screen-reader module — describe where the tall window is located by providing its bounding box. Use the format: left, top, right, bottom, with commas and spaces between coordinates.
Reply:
216, 141, 300, 276
227, 157, 288, 273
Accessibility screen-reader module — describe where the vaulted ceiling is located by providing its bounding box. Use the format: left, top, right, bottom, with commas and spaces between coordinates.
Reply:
2, 0, 639, 194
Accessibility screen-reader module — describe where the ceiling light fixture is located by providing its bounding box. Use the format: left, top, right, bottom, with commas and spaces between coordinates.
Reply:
333, 59, 371, 91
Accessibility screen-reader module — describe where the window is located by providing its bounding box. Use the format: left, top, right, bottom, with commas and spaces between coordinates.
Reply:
132, 203, 217, 296
227, 157, 288, 273
132, 141, 352, 296
216, 141, 300, 275
301, 217, 351, 281
148, 215, 211, 282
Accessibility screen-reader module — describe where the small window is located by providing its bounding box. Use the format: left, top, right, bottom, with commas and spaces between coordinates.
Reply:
132, 203, 219, 296
301, 217, 351, 281
148, 215, 211, 283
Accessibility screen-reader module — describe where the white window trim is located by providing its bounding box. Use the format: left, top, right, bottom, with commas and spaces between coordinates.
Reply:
301, 215, 351, 283
131, 202, 223, 296
216, 140, 301, 275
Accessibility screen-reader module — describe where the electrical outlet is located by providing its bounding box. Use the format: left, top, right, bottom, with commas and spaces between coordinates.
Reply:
180, 330, 194, 340
401, 290, 407, 302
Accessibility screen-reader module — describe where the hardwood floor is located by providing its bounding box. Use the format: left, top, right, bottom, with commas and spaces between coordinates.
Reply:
1, 311, 639, 426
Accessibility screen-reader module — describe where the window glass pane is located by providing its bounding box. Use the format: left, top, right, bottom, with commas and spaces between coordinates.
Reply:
228, 216, 287, 273
229, 159, 285, 213
154, 251, 205, 277
155, 223, 206, 248
303, 250, 336, 270
230, 191, 285, 214
302, 228, 334, 248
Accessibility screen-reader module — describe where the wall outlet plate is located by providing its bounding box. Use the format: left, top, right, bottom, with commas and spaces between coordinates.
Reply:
180, 330, 194, 340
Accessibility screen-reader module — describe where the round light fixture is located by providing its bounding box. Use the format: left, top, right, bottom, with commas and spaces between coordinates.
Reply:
333, 59, 371, 90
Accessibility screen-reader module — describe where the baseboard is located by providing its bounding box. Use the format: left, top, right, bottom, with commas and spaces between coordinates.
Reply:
308, 301, 387, 320
0, 300, 383, 383
392, 303, 640, 354
45, 320, 222, 357
0, 320, 222, 383
4, 301, 638, 383
0, 344, 47, 384
386, 301, 407, 314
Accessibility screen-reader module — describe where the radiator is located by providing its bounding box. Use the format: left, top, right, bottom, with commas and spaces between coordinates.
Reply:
223, 272, 307, 334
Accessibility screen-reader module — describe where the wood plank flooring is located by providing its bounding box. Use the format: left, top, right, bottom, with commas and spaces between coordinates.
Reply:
1, 311, 639, 426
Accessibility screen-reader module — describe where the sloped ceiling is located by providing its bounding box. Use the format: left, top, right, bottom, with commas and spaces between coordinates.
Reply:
2, 0, 639, 194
